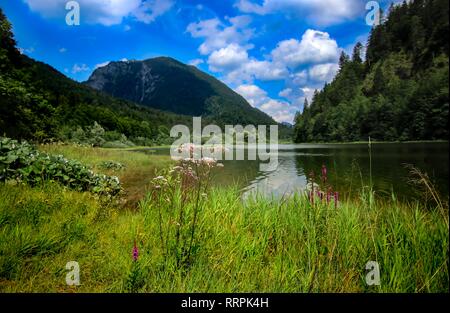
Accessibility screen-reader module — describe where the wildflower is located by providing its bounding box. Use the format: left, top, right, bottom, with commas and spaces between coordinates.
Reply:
152, 175, 168, 187
132, 240, 139, 262
321, 164, 327, 182
201, 157, 216, 166
334, 191, 339, 209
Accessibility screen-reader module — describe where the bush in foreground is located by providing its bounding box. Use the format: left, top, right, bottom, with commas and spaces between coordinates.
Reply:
0, 137, 121, 196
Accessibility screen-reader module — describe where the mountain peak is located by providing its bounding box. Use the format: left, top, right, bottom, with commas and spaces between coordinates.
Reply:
85, 57, 275, 125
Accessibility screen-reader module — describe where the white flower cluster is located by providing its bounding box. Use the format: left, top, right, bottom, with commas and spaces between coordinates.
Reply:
152, 175, 169, 189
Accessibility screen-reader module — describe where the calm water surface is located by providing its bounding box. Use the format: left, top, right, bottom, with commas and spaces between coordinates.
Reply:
143, 142, 449, 201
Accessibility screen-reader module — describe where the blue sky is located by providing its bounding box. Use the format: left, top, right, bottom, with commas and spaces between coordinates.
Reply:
0, 0, 395, 123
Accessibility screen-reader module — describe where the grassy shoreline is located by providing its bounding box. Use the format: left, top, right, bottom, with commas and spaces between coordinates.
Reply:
0, 144, 448, 292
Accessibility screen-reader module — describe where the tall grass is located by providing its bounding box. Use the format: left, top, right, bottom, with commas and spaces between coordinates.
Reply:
0, 179, 447, 292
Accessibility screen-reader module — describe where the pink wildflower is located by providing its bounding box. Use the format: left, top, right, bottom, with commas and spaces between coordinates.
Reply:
132, 240, 139, 261
321, 164, 327, 183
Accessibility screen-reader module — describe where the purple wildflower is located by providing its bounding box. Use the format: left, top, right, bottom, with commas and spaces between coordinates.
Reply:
321, 164, 327, 183
334, 192, 339, 209
132, 240, 139, 261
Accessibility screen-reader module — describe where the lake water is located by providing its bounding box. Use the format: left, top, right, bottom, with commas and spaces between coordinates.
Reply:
142, 142, 449, 201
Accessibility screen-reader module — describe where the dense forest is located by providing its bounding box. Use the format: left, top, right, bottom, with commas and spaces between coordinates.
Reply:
294, 0, 449, 142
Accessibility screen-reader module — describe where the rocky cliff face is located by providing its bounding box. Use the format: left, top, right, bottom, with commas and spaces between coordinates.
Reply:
86, 60, 160, 107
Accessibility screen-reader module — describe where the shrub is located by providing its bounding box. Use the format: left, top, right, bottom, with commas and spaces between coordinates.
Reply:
0, 137, 121, 196
99, 161, 126, 171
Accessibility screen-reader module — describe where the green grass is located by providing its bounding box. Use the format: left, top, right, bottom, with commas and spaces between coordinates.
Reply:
0, 181, 447, 292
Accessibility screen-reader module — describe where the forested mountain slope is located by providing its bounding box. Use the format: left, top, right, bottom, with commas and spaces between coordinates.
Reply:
85, 57, 276, 126
294, 0, 448, 142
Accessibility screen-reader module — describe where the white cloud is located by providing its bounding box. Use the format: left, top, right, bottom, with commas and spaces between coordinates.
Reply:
234, 0, 363, 26
290, 70, 308, 86
94, 61, 109, 69
205, 42, 287, 84
186, 15, 254, 55
23, 0, 174, 26
188, 58, 204, 66
278, 85, 318, 109
208, 44, 249, 72
278, 88, 292, 98
235, 84, 298, 123
18, 47, 35, 54
124, 25, 131, 31
188, 22, 342, 122
94, 58, 127, 69
234, 0, 268, 15
223, 59, 287, 85
133, 0, 175, 24
301, 87, 316, 103
59, 47, 67, 53
72, 63, 90, 73
234, 84, 268, 107
308, 63, 339, 82
243, 59, 287, 81
260, 99, 297, 123
271, 29, 340, 68
207, 29, 340, 86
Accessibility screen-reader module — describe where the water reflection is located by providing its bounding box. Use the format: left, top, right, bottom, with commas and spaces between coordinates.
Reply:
141, 142, 449, 201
